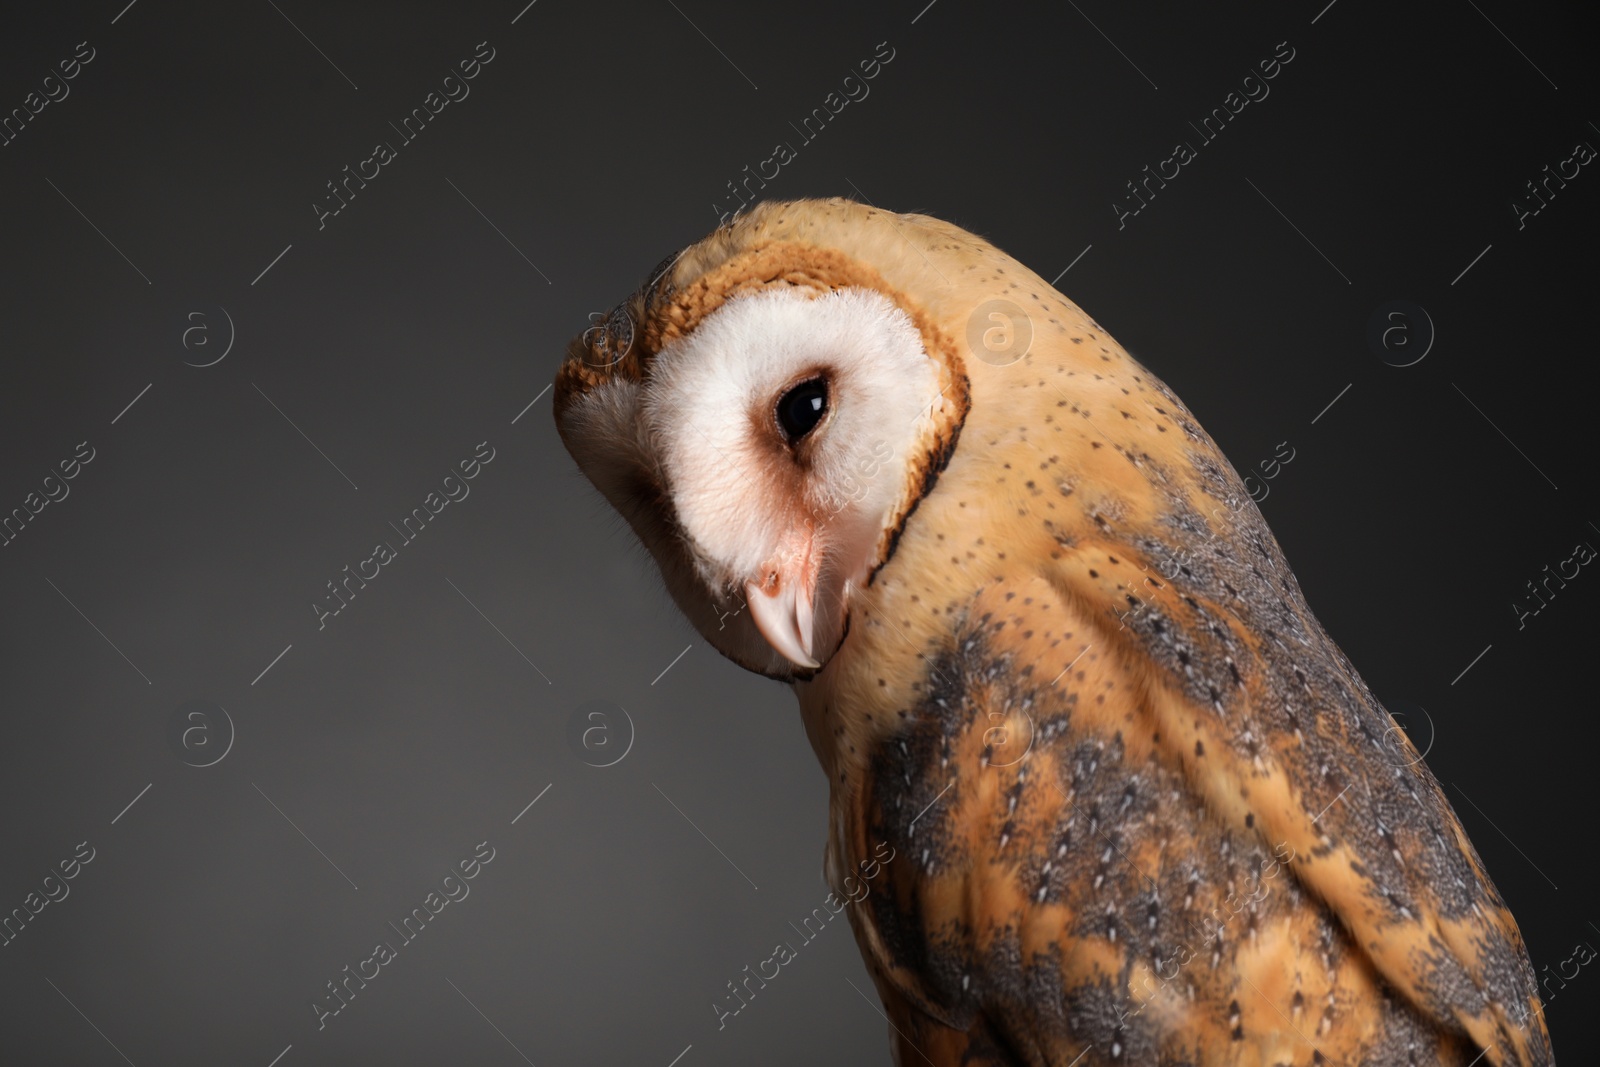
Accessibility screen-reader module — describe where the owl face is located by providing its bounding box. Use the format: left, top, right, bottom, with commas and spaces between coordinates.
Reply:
556, 285, 943, 678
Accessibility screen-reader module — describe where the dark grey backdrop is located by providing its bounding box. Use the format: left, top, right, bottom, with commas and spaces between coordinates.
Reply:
2, 1, 1595, 1063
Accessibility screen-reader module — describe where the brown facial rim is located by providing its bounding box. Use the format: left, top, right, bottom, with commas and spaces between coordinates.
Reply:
557, 238, 972, 585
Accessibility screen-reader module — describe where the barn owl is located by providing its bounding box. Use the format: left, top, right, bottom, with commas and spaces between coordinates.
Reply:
552, 199, 1552, 1066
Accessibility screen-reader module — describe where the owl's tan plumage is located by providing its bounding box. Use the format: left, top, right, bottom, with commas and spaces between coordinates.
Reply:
554, 199, 1551, 1066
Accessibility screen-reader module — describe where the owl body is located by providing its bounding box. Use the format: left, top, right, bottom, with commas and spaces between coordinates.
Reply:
554, 199, 1551, 1066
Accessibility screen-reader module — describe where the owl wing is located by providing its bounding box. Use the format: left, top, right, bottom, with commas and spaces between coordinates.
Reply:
1061, 496, 1552, 1066
839, 518, 1550, 1065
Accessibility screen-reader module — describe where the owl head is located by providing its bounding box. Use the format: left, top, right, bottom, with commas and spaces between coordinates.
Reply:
553, 200, 972, 680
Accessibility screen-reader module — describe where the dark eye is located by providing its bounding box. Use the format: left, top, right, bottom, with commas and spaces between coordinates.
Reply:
776, 378, 828, 442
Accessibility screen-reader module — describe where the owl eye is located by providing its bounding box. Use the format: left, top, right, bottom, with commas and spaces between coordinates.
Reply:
776, 378, 828, 442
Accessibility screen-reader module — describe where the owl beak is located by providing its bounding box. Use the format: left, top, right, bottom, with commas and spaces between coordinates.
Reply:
745, 568, 819, 671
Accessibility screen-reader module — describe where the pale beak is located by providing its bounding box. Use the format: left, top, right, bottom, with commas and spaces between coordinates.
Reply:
745, 569, 819, 670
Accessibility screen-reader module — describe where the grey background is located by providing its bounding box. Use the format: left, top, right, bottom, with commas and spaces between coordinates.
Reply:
1, 0, 1595, 1063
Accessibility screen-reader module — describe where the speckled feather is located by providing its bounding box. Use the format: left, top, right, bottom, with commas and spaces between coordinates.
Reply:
554, 199, 1552, 1067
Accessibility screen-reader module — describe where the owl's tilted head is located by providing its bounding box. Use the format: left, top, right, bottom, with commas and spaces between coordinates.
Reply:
553, 201, 970, 679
